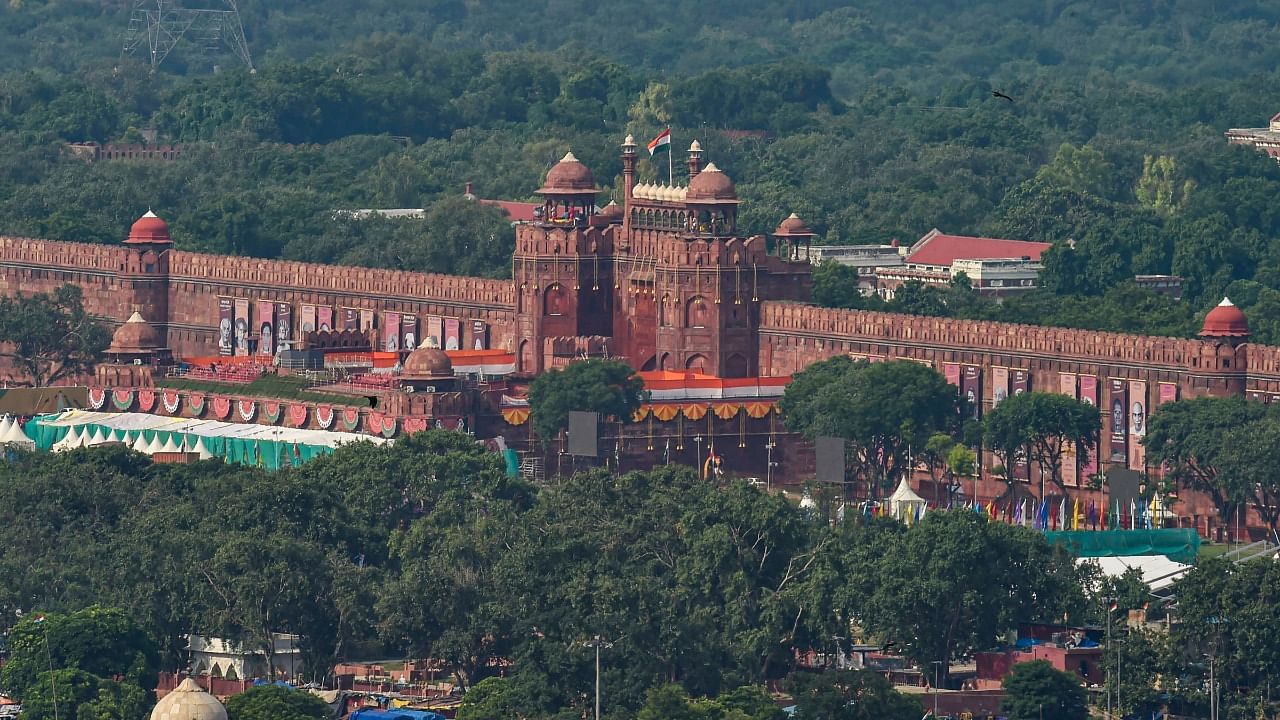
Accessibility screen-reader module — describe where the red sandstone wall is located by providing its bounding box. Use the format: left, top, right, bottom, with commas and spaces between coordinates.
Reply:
165, 251, 517, 357
0, 236, 518, 358
0, 236, 133, 320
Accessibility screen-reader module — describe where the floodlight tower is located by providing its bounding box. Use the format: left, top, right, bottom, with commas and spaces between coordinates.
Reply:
121, 0, 254, 73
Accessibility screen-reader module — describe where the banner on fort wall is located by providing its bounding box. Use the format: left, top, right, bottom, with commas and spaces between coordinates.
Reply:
944, 363, 960, 388
1058, 373, 1078, 486
1108, 379, 1128, 463
301, 304, 316, 334
257, 300, 275, 356
427, 316, 443, 349
1080, 376, 1098, 480
360, 309, 374, 334
962, 365, 982, 419
471, 320, 488, 350
276, 303, 292, 351
1011, 369, 1030, 396
384, 312, 401, 351
1129, 380, 1147, 470
233, 298, 249, 356
402, 314, 418, 350
318, 306, 334, 332
218, 298, 233, 356
992, 367, 1009, 407
342, 307, 359, 332
1011, 370, 1031, 480
444, 318, 461, 350
1158, 382, 1178, 406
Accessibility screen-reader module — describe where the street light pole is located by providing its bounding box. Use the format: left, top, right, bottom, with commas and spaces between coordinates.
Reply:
694, 435, 704, 477
765, 440, 776, 491
584, 635, 612, 720
931, 660, 943, 718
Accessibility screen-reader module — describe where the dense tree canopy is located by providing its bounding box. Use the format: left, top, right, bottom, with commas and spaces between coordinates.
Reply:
0, 433, 1098, 719
0, 284, 110, 387
1001, 660, 1088, 720
780, 357, 959, 497
527, 359, 647, 442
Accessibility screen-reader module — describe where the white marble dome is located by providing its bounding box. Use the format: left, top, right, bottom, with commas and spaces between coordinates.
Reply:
150, 678, 228, 720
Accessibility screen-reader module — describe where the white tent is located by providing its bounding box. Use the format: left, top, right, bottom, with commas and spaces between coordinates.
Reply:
0, 417, 35, 448
143, 434, 164, 455
105, 429, 123, 444
888, 477, 928, 521
84, 427, 107, 446
192, 437, 213, 460
131, 432, 151, 454
159, 435, 181, 454
0, 416, 13, 439
52, 426, 83, 453
1081, 556, 1191, 593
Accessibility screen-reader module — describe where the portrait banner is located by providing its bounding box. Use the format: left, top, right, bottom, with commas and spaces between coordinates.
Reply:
276, 303, 292, 351
217, 298, 233, 356
402, 314, 418, 350
301, 304, 317, 334
234, 298, 249, 356
444, 318, 461, 350
384, 312, 401, 352
1108, 379, 1128, 463
257, 300, 275, 356
992, 367, 1009, 407
1080, 376, 1099, 479
1129, 380, 1147, 470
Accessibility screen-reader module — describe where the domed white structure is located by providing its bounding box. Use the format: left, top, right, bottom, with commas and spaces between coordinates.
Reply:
150, 678, 227, 720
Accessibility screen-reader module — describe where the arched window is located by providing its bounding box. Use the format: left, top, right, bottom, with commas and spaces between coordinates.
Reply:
686, 295, 710, 328
685, 354, 709, 373
544, 283, 567, 316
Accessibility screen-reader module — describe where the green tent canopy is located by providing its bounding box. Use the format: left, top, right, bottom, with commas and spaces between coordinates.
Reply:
1045, 529, 1201, 564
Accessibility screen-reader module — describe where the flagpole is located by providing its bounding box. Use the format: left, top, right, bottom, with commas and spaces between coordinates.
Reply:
668, 128, 674, 185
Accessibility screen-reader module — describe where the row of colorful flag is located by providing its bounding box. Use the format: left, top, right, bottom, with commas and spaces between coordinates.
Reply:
862, 495, 1165, 531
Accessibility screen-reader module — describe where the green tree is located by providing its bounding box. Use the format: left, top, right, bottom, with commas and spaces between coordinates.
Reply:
1217, 416, 1280, 533
982, 392, 1100, 498
225, 685, 331, 720
811, 261, 863, 310
527, 359, 647, 442
17, 668, 149, 720
1036, 143, 1119, 200
0, 284, 110, 387
0, 606, 158, 702
866, 511, 1082, 685
1000, 660, 1087, 720
780, 358, 959, 497
1143, 397, 1267, 527
1136, 154, 1194, 216
785, 670, 922, 720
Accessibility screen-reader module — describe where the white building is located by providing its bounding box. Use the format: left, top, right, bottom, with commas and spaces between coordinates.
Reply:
185, 633, 304, 681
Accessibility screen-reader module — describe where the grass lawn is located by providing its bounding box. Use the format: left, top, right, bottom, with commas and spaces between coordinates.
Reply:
156, 374, 371, 407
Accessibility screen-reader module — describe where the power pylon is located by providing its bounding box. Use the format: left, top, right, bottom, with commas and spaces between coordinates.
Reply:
121, 0, 254, 73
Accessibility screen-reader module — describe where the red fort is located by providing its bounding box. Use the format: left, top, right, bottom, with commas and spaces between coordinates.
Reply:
1, 138, 1274, 537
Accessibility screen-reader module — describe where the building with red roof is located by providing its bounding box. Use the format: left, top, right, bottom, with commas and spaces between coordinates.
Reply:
874, 228, 1052, 299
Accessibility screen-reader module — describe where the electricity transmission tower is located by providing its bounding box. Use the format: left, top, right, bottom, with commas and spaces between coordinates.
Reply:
121, 0, 254, 73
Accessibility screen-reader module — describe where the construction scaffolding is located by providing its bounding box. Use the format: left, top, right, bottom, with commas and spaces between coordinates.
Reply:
121, 0, 254, 72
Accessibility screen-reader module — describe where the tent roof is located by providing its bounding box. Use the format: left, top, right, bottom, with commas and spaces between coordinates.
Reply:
888, 477, 927, 505
1080, 555, 1190, 592
37, 410, 391, 449
0, 387, 87, 415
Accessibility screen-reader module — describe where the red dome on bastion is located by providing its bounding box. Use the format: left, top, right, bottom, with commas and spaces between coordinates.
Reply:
125, 210, 172, 245
1200, 297, 1250, 338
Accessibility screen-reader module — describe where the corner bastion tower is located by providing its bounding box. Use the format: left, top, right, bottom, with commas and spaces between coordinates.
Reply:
512, 138, 813, 377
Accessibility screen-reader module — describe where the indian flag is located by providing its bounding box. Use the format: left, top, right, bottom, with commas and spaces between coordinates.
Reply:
647, 128, 671, 155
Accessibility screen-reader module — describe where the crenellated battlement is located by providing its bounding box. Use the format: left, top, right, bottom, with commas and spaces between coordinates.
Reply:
169, 251, 515, 308
0, 236, 128, 273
